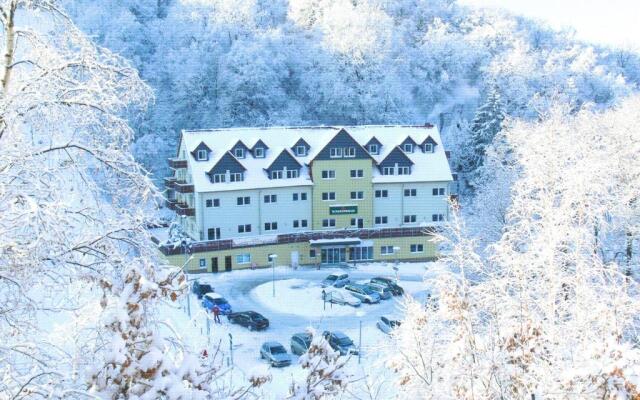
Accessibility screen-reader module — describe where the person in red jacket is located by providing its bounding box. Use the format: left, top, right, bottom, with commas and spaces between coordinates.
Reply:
212, 305, 221, 324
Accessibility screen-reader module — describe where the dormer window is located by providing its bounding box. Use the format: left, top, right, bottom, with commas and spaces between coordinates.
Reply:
368, 144, 378, 154
254, 148, 265, 158
234, 148, 244, 159
212, 173, 225, 183
382, 167, 394, 175
398, 166, 411, 175
330, 148, 342, 158
295, 146, 307, 156
230, 172, 244, 182
287, 169, 299, 178
197, 149, 208, 161
344, 147, 356, 158
424, 143, 433, 153
403, 143, 414, 153
271, 170, 283, 179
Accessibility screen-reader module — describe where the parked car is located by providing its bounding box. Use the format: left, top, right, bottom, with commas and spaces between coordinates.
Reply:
376, 316, 401, 334
290, 332, 313, 356
321, 273, 350, 288
227, 311, 269, 331
191, 281, 214, 299
364, 283, 392, 300
322, 290, 361, 307
260, 341, 292, 367
322, 331, 358, 356
344, 284, 381, 304
370, 277, 404, 296
201, 293, 232, 315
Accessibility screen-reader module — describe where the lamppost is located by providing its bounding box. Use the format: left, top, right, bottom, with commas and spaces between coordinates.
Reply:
229, 333, 234, 367
269, 254, 278, 297
182, 240, 193, 317
356, 310, 365, 364
393, 246, 400, 282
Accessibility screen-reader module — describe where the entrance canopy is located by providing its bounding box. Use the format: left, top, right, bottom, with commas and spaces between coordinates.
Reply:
309, 238, 361, 247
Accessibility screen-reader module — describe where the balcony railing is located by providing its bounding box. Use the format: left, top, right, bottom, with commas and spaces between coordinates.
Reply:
174, 181, 194, 193
164, 176, 177, 189
175, 202, 195, 217
168, 158, 187, 169
167, 199, 178, 210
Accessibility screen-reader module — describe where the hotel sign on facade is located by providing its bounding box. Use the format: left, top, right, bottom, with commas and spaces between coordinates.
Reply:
329, 205, 358, 215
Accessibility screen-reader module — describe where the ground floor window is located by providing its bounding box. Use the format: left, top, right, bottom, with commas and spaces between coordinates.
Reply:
236, 253, 251, 264
410, 244, 424, 253
380, 245, 394, 255
199, 258, 206, 268
349, 246, 373, 261
321, 247, 346, 264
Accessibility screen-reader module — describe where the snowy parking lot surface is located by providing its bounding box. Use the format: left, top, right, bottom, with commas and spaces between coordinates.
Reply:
161, 262, 449, 399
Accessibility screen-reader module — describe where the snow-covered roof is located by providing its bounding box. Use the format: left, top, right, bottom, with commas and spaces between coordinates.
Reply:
179, 125, 453, 192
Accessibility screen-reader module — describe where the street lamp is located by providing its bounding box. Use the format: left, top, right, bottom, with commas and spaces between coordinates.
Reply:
269, 254, 278, 297
356, 310, 365, 364
182, 240, 193, 317
393, 246, 401, 282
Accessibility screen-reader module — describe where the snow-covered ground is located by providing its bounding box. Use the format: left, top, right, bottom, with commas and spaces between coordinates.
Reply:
159, 262, 450, 398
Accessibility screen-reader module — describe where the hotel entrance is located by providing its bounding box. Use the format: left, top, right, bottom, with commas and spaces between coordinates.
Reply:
321, 248, 346, 264
310, 238, 361, 265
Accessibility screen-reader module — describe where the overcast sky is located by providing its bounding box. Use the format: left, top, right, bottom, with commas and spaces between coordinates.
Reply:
458, 0, 640, 49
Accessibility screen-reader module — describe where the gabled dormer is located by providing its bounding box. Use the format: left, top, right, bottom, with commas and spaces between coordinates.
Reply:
378, 146, 414, 176
400, 136, 418, 153
291, 138, 311, 157
251, 139, 269, 158
312, 129, 373, 161
265, 149, 302, 179
421, 136, 438, 153
231, 140, 250, 159
365, 137, 382, 155
207, 152, 247, 183
191, 141, 212, 161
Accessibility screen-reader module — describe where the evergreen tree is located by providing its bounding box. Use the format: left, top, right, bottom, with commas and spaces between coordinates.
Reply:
467, 86, 505, 172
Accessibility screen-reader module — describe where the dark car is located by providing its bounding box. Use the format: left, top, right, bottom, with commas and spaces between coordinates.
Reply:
260, 341, 292, 367
290, 332, 312, 356
227, 311, 269, 331
191, 281, 214, 299
370, 277, 404, 296
322, 331, 358, 356
202, 293, 232, 315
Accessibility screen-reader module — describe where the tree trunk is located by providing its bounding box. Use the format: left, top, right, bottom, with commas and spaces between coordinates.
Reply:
2, 1, 17, 93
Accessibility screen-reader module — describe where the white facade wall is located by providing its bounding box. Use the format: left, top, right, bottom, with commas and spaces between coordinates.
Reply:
372, 181, 450, 228
197, 186, 312, 240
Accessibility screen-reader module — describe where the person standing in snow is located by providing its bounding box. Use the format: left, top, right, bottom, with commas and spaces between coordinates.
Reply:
212, 305, 221, 324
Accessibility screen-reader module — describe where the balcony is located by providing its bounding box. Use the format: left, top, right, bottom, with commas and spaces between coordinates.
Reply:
164, 176, 177, 189
174, 181, 194, 193
168, 158, 187, 169
175, 202, 195, 217
167, 199, 178, 210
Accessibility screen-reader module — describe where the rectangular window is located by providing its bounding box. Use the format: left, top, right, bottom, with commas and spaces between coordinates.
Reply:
380, 246, 394, 255
236, 196, 250, 206
375, 190, 388, 198
206, 199, 213, 207
234, 148, 244, 158
207, 227, 221, 240
271, 170, 283, 179
286, 169, 299, 179
432, 188, 446, 196
350, 169, 364, 178
254, 147, 264, 158
309, 249, 316, 258
344, 147, 356, 158
264, 222, 278, 231
321, 170, 336, 179
424, 143, 433, 152
264, 194, 277, 203
404, 215, 417, 223
322, 219, 336, 227
432, 214, 445, 222
404, 189, 417, 197
236, 253, 251, 264
368, 144, 378, 154
350, 218, 364, 228
382, 167, 394, 175
350, 191, 364, 200
301, 193, 307, 201
199, 258, 206, 268
230, 172, 243, 182
296, 145, 307, 156
398, 166, 410, 175
197, 149, 207, 160
374, 216, 388, 224
329, 148, 342, 158
349, 246, 374, 261
238, 224, 251, 233
293, 220, 299, 228
293, 193, 298, 201
212, 174, 225, 183
301, 219, 308, 227
410, 244, 424, 253
403, 143, 413, 153
321, 192, 336, 201
213, 199, 220, 207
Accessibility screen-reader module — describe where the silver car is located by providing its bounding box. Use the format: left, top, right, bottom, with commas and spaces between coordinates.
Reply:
345, 284, 380, 304
364, 283, 392, 300
260, 341, 292, 367
323, 290, 361, 307
376, 316, 401, 334
321, 273, 350, 288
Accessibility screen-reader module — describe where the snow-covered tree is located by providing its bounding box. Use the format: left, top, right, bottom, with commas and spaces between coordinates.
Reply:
464, 85, 505, 173
289, 329, 349, 399
390, 97, 640, 399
